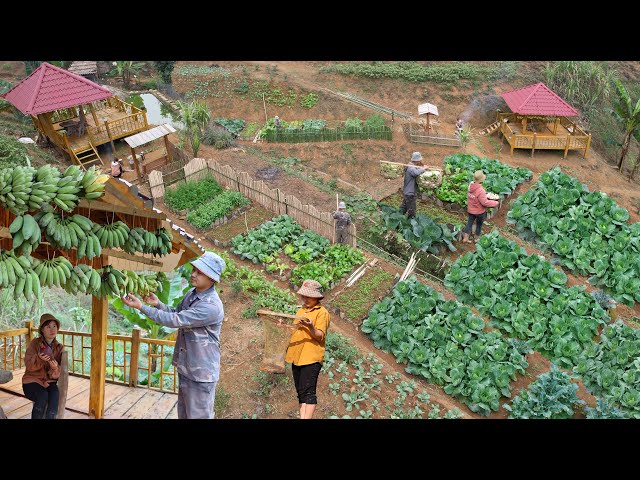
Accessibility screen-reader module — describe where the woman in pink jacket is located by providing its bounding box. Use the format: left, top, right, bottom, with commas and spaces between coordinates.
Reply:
462, 170, 499, 243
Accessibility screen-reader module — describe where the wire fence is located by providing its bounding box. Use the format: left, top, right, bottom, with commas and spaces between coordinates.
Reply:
264, 126, 392, 143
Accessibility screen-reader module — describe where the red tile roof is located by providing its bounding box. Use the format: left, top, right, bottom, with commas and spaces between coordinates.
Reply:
0, 62, 112, 115
501, 82, 578, 117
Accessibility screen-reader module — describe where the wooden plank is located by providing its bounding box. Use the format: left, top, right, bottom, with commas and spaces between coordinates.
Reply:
121, 389, 164, 419
102, 386, 147, 418
103, 383, 133, 412
0, 391, 33, 416
141, 391, 178, 419
102, 248, 163, 267
166, 401, 178, 419
89, 290, 109, 418
76, 199, 167, 220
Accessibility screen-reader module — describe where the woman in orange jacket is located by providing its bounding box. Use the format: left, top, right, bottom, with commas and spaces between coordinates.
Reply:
22, 314, 65, 419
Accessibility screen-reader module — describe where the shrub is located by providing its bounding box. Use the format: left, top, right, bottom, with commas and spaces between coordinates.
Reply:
365, 114, 386, 129
164, 176, 223, 211
202, 124, 235, 149
213, 118, 246, 136
141, 78, 158, 90
0, 135, 28, 169
344, 118, 363, 132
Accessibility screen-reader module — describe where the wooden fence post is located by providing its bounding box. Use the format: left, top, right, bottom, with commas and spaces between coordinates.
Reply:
25, 321, 33, 344
89, 289, 109, 419
149, 170, 165, 200
129, 328, 141, 387
564, 135, 571, 159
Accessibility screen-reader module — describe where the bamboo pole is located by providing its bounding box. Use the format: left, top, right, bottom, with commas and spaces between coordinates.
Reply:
262, 94, 268, 123
89, 280, 109, 419
130, 146, 142, 181
25, 320, 33, 344
129, 328, 141, 387
56, 351, 69, 419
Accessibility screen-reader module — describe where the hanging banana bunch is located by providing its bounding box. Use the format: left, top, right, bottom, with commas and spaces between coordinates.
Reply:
52, 165, 84, 212
123, 227, 147, 255
79, 165, 110, 201
63, 263, 102, 296
96, 265, 127, 298
0, 249, 38, 301
123, 270, 167, 296
9, 214, 41, 256
92, 221, 130, 249
32, 255, 73, 289
0, 166, 36, 215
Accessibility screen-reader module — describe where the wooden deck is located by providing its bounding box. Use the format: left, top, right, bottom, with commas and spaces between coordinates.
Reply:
0, 368, 178, 419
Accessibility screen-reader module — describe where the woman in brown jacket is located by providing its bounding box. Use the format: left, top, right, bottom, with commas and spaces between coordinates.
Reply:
22, 313, 65, 419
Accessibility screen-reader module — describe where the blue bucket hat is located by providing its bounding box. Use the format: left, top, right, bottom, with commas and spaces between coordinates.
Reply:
411, 152, 423, 162
191, 251, 226, 282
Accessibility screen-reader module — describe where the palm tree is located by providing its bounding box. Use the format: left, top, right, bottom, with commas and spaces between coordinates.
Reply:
176, 100, 210, 157
611, 79, 640, 170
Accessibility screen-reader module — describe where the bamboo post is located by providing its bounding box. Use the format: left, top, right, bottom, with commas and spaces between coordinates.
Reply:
25, 320, 33, 343
130, 146, 143, 181
531, 133, 536, 158
129, 328, 140, 387
104, 120, 116, 154
564, 134, 571, 159
89, 287, 109, 419
262, 94, 268, 123
584, 133, 591, 159
56, 351, 69, 419
522, 117, 527, 132
88, 103, 100, 127
553, 116, 559, 135
164, 135, 173, 162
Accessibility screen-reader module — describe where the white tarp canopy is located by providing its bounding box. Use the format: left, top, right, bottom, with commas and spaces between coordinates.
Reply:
124, 123, 176, 149
418, 103, 439, 116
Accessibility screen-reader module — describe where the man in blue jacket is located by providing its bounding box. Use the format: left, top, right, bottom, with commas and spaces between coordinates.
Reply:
122, 251, 226, 419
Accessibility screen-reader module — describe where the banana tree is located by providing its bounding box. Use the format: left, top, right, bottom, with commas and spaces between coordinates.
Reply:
176, 100, 210, 157
611, 79, 640, 171
111, 272, 191, 385
110, 61, 145, 88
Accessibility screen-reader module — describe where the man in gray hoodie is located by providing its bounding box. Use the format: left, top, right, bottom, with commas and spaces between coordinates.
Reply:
400, 152, 427, 218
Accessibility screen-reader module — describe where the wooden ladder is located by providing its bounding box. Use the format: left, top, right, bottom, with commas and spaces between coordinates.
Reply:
478, 120, 501, 136
72, 144, 103, 171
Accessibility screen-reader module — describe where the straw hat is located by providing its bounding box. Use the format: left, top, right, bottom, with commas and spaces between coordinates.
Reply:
473, 170, 486, 183
296, 279, 324, 299
38, 313, 60, 336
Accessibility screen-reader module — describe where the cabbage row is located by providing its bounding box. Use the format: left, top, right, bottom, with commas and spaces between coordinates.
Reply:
575, 321, 640, 418
444, 231, 608, 369
362, 277, 529, 416
507, 166, 640, 306
437, 153, 533, 206
231, 214, 364, 289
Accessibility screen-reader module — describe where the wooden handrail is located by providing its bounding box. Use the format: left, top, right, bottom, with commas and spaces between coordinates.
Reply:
0, 327, 29, 338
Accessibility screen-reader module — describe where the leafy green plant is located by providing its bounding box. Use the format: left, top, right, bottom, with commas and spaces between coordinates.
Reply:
365, 114, 386, 129
164, 176, 223, 211
213, 118, 246, 136
300, 92, 319, 109
445, 230, 608, 368
575, 321, 640, 418
153, 61, 176, 84
0, 135, 28, 169
504, 365, 585, 419
362, 277, 529, 416
584, 398, 628, 419
506, 166, 640, 306
186, 190, 250, 229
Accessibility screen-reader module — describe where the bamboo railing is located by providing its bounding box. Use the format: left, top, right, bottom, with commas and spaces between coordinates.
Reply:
497, 112, 591, 158
0, 322, 178, 394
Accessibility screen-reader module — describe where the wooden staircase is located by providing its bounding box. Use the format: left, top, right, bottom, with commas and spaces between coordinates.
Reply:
478, 120, 501, 136
72, 144, 103, 170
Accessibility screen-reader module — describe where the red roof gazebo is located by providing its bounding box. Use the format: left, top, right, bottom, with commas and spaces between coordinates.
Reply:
495, 82, 590, 159
1, 62, 149, 170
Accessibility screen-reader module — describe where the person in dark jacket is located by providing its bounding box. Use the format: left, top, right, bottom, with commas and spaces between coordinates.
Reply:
462, 170, 499, 243
22, 313, 65, 419
333, 201, 352, 244
121, 251, 226, 419
399, 152, 427, 218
